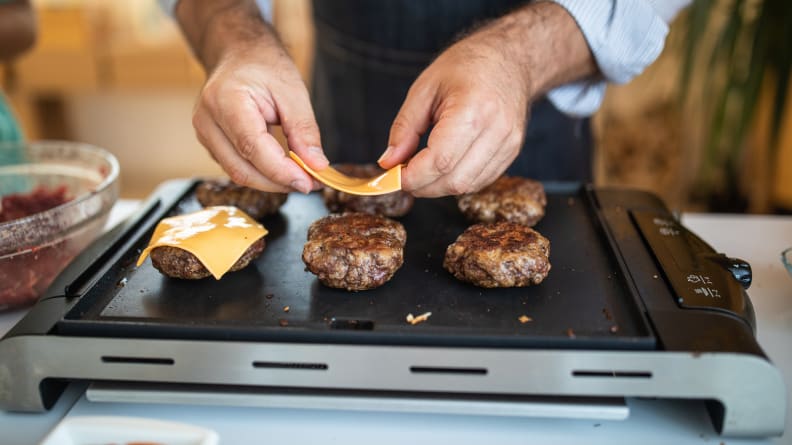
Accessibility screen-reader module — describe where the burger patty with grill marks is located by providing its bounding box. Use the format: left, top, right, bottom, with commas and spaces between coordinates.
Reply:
196, 179, 288, 219
150, 238, 265, 280
302, 213, 406, 291
322, 164, 414, 217
457, 176, 546, 226
444, 221, 551, 288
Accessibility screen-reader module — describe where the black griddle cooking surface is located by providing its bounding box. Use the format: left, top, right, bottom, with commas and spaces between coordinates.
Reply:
58, 183, 655, 350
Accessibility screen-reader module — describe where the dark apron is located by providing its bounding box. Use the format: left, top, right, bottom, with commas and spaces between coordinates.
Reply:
311, 0, 592, 182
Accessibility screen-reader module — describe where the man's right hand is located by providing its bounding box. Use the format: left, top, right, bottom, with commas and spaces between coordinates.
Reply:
176, 0, 328, 193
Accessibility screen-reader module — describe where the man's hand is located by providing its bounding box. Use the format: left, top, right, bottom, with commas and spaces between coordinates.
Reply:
177, 0, 328, 193
378, 2, 596, 197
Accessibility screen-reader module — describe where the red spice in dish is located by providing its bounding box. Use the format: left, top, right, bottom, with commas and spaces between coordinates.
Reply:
0, 186, 75, 309
0, 185, 71, 222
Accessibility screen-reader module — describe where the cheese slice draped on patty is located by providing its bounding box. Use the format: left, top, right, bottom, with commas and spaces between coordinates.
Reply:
137, 206, 268, 279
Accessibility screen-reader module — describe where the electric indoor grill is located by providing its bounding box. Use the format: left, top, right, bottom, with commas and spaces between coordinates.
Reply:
0, 179, 785, 438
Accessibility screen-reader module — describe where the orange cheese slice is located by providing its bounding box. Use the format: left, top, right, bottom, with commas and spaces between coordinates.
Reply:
137, 206, 268, 280
289, 151, 402, 196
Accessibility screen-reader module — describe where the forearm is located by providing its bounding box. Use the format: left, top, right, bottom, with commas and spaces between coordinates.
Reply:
174, 0, 281, 71
471, 1, 597, 101
0, 0, 36, 62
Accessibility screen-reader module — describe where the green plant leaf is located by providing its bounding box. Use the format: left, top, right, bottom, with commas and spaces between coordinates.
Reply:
679, 0, 713, 101
767, 1, 792, 153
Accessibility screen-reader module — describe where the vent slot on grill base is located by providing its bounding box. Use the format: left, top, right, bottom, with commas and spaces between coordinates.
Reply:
572, 370, 652, 378
101, 356, 174, 366
253, 361, 328, 370
410, 366, 487, 376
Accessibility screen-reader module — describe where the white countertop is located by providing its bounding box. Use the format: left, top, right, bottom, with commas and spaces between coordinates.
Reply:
2, 201, 791, 445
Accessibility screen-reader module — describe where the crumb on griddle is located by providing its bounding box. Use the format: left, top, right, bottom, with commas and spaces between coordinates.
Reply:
609, 325, 620, 334
283, 306, 290, 312
265, 293, 273, 299
278, 319, 289, 327
566, 328, 576, 339
518, 315, 533, 324
406, 312, 432, 325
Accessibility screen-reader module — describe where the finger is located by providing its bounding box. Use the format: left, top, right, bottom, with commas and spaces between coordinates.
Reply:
213, 91, 315, 193
410, 123, 502, 197
465, 136, 520, 192
193, 109, 290, 192
270, 86, 329, 171
379, 81, 434, 168
400, 109, 483, 193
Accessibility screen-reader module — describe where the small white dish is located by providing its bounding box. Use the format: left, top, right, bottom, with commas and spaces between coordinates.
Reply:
39, 416, 218, 445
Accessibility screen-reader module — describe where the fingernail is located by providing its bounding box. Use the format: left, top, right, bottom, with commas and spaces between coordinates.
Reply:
308, 146, 329, 167
290, 180, 310, 194
378, 146, 394, 165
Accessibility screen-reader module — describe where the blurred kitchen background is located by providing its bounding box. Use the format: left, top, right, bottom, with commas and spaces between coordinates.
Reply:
2, 0, 791, 212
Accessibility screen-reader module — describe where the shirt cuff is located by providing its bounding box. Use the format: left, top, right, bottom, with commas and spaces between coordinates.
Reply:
157, 0, 273, 22
546, 80, 607, 117
158, 0, 178, 17
546, 0, 672, 116
550, 0, 669, 84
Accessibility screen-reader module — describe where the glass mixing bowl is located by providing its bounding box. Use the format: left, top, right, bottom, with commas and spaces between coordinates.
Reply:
0, 141, 119, 311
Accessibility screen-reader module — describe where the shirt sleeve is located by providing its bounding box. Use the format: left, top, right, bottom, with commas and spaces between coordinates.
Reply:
157, 0, 273, 22
546, 0, 690, 116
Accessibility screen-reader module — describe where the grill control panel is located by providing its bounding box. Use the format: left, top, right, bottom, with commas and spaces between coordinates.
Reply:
632, 211, 753, 326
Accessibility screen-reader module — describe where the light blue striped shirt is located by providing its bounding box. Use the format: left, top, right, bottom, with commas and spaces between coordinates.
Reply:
160, 0, 689, 116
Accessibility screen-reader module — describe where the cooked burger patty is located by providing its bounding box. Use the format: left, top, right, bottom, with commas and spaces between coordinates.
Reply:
322, 164, 414, 217
150, 238, 265, 280
196, 179, 287, 219
457, 176, 546, 226
302, 213, 406, 291
443, 221, 551, 288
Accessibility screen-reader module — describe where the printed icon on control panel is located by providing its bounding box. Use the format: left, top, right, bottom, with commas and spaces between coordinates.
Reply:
687, 274, 712, 284
694, 287, 721, 298
653, 217, 674, 227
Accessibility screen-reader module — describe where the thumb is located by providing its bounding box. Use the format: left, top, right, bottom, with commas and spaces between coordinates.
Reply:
379, 83, 434, 168
276, 87, 329, 171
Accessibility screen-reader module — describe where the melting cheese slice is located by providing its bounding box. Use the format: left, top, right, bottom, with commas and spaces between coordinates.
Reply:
289, 151, 402, 196
137, 206, 268, 280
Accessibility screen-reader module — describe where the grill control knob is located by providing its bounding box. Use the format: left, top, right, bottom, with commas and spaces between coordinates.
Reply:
706, 254, 752, 289
726, 257, 752, 289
